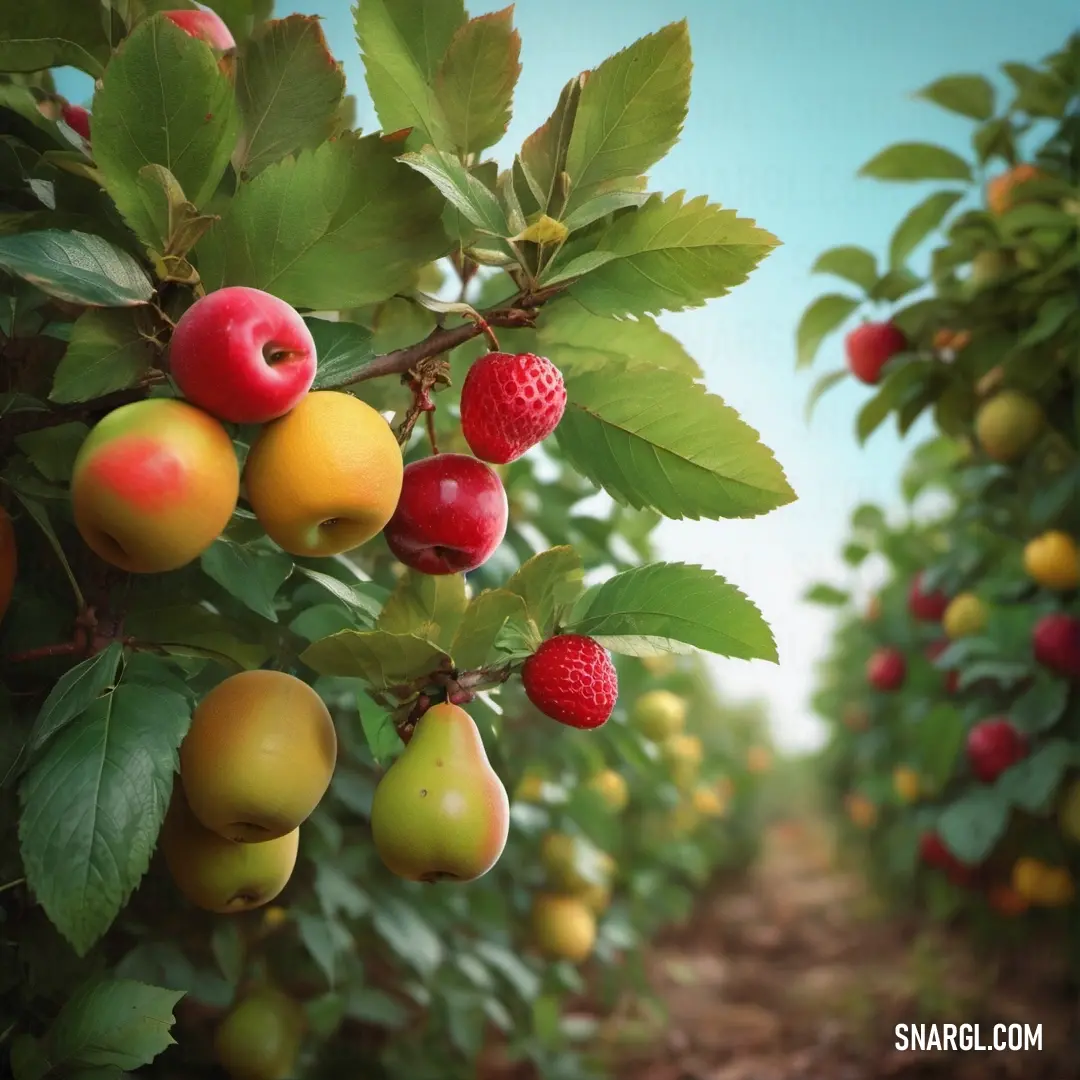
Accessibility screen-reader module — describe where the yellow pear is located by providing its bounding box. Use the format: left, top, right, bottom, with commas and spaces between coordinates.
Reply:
942, 593, 988, 639
974, 390, 1044, 463
587, 769, 628, 812
632, 690, 686, 741
214, 988, 305, 1080
370, 702, 509, 882
531, 894, 596, 963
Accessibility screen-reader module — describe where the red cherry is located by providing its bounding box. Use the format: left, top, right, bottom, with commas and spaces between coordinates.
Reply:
61, 104, 91, 141
844, 322, 907, 385
909, 571, 950, 622
521, 634, 618, 729
163, 8, 236, 50
169, 287, 316, 424
384, 454, 508, 575
1033, 613, 1080, 678
966, 718, 1027, 783
866, 647, 906, 692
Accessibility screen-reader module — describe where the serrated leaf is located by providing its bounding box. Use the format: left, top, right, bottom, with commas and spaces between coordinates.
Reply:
803, 583, 848, 607
810, 245, 877, 293
398, 144, 509, 235
568, 562, 776, 662
561, 21, 690, 216
356, 692, 404, 766
233, 15, 346, 177
517, 74, 584, 214
559, 177, 649, 233
50, 309, 155, 404
19, 683, 191, 955
196, 133, 448, 310
537, 298, 702, 379
200, 539, 293, 622
0, 7, 112, 77
40, 978, 184, 1070
504, 546, 584, 637
859, 142, 973, 183
300, 630, 448, 689
914, 75, 995, 121
557, 362, 795, 520
450, 588, 528, 670
888, 190, 964, 269
553, 191, 778, 317
435, 7, 520, 155
377, 571, 467, 650
938, 785, 1009, 864
996, 739, 1071, 814
354, 0, 464, 148
804, 369, 848, 421
795, 294, 860, 369
91, 16, 239, 252
25, 642, 123, 756
0, 231, 153, 307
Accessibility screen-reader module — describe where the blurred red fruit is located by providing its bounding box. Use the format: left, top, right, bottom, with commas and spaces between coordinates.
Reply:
909, 572, 950, 621
866, 647, 906, 692
967, 718, 1027, 782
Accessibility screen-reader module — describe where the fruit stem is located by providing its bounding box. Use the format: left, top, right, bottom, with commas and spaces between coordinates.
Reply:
468, 315, 501, 352
425, 410, 439, 455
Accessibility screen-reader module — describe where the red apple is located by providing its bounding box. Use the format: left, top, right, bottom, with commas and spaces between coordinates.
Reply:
909, 571, 949, 622
163, 8, 236, 50
844, 322, 907, 385
168, 287, 317, 424
61, 104, 91, 141
967, 718, 1027, 783
1033, 612, 1080, 678
924, 640, 960, 695
384, 454, 508, 575
866, 646, 906, 692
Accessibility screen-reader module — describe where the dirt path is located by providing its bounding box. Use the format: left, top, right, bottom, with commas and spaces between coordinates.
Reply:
597, 820, 1079, 1080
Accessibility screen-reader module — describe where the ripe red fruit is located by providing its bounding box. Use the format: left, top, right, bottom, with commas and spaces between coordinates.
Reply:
866, 647, 906, 692
459, 352, 566, 464
1033, 613, 1080, 678
61, 104, 91, 141
163, 8, 236, 50
384, 454, 508, 575
924, 640, 960, 695
521, 635, 618, 729
169, 287, 317, 424
908, 572, 949, 622
967, 718, 1027, 783
919, 831, 955, 870
844, 322, 907, 385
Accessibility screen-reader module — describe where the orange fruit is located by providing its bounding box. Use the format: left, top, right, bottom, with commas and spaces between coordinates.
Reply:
932, 328, 955, 351
986, 164, 1046, 215
243, 390, 403, 557
1023, 531, 1080, 591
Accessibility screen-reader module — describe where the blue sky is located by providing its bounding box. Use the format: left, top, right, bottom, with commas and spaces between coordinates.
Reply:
57, 0, 1079, 750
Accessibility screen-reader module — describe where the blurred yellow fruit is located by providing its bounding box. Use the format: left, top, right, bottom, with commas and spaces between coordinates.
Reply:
575, 880, 612, 914
942, 593, 988, 639
540, 832, 613, 891
632, 690, 687, 741
1037, 867, 1075, 907
974, 390, 1045, 463
668, 803, 701, 836
664, 733, 704, 765
746, 746, 772, 774
1011, 857, 1045, 901
261, 906, 289, 931
641, 654, 677, 677
531, 894, 596, 963
844, 793, 877, 829
587, 769, 629, 812
892, 766, 920, 803
692, 785, 727, 817
515, 774, 546, 803
1024, 531, 1080, 591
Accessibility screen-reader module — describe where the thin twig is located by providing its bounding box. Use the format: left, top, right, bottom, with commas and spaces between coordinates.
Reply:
0, 877, 25, 895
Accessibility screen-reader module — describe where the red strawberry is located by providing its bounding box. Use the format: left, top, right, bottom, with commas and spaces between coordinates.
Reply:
966, 718, 1027, 782
521, 634, 617, 729
845, 322, 907, 385
460, 352, 567, 464
61, 104, 91, 141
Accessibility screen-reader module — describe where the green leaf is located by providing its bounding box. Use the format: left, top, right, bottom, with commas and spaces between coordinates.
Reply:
296, 911, 352, 987
435, 6, 520, 155
914, 75, 995, 121
450, 588, 528, 670
91, 16, 239, 252
558, 177, 650, 233
842, 542, 869, 567
1002, 61, 1070, 118
354, 0, 465, 148
557, 361, 795, 519
972, 117, 1016, 166
200, 539, 293, 622
26, 642, 123, 756
300, 630, 449, 689
38, 978, 184, 1071
315, 860, 370, 920
128, 164, 219, 262
233, 14, 346, 178
802, 583, 848, 607
371, 902, 444, 976
996, 739, 1072, 814
398, 144, 509, 235
856, 385, 897, 444
938, 785, 1009, 864
123, 604, 270, 671
517, 74, 585, 215
914, 703, 967, 791
15, 421, 88, 482
561, 21, 691, 216
377, 571, 467, 650
1010, 673, 1069, 735
795, 294, 860, 369
554, 191, 778, 317
19, 683, 191, 955
306, 318, 377, 389
504, 546, 585, 638
11, 492, 85, 607
295, 566, 385, 624
810, 245, 877, 293
859, 142, 973, 183
888, 190, 964, 269
210, 923, 244, 986
356, 692, 404, 766
49, 309, 155, 404
568, 562, 776, 662
804, 369, 848, 421
1019, 294, 1076, 348
0, 231, 153, 307
537, 298, 702, 379
196, 132, 448, 310
0, 7, 112, 78
854, 361, 930, 445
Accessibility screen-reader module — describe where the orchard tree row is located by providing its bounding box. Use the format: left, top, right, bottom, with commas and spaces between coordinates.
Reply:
799, 33, 1080, 953
0, 1, 788, 1078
